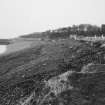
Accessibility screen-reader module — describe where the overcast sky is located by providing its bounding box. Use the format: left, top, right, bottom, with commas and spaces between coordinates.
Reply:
0, 0, 105, 39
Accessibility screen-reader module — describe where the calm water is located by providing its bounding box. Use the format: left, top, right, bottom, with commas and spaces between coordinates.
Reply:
0, 45, 7, 54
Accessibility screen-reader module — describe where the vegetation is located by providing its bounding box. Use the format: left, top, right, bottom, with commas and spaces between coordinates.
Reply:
20, 24, 105, 40
46, 24, 105, 39
0, 24, 105, 105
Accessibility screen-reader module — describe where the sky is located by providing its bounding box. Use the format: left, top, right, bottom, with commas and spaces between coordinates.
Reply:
0, 0, 105, 39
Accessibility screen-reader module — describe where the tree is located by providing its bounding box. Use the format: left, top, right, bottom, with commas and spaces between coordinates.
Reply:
101, 24, 105, 35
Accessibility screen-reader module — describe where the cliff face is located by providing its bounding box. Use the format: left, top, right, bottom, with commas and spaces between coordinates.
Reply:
0, 35, 105, 105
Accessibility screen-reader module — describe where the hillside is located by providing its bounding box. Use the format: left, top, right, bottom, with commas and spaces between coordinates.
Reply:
0, 26, 105, 105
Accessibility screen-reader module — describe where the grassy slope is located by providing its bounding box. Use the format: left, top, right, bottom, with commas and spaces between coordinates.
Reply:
0, 38, 81, 86
0, 36, 105, 104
